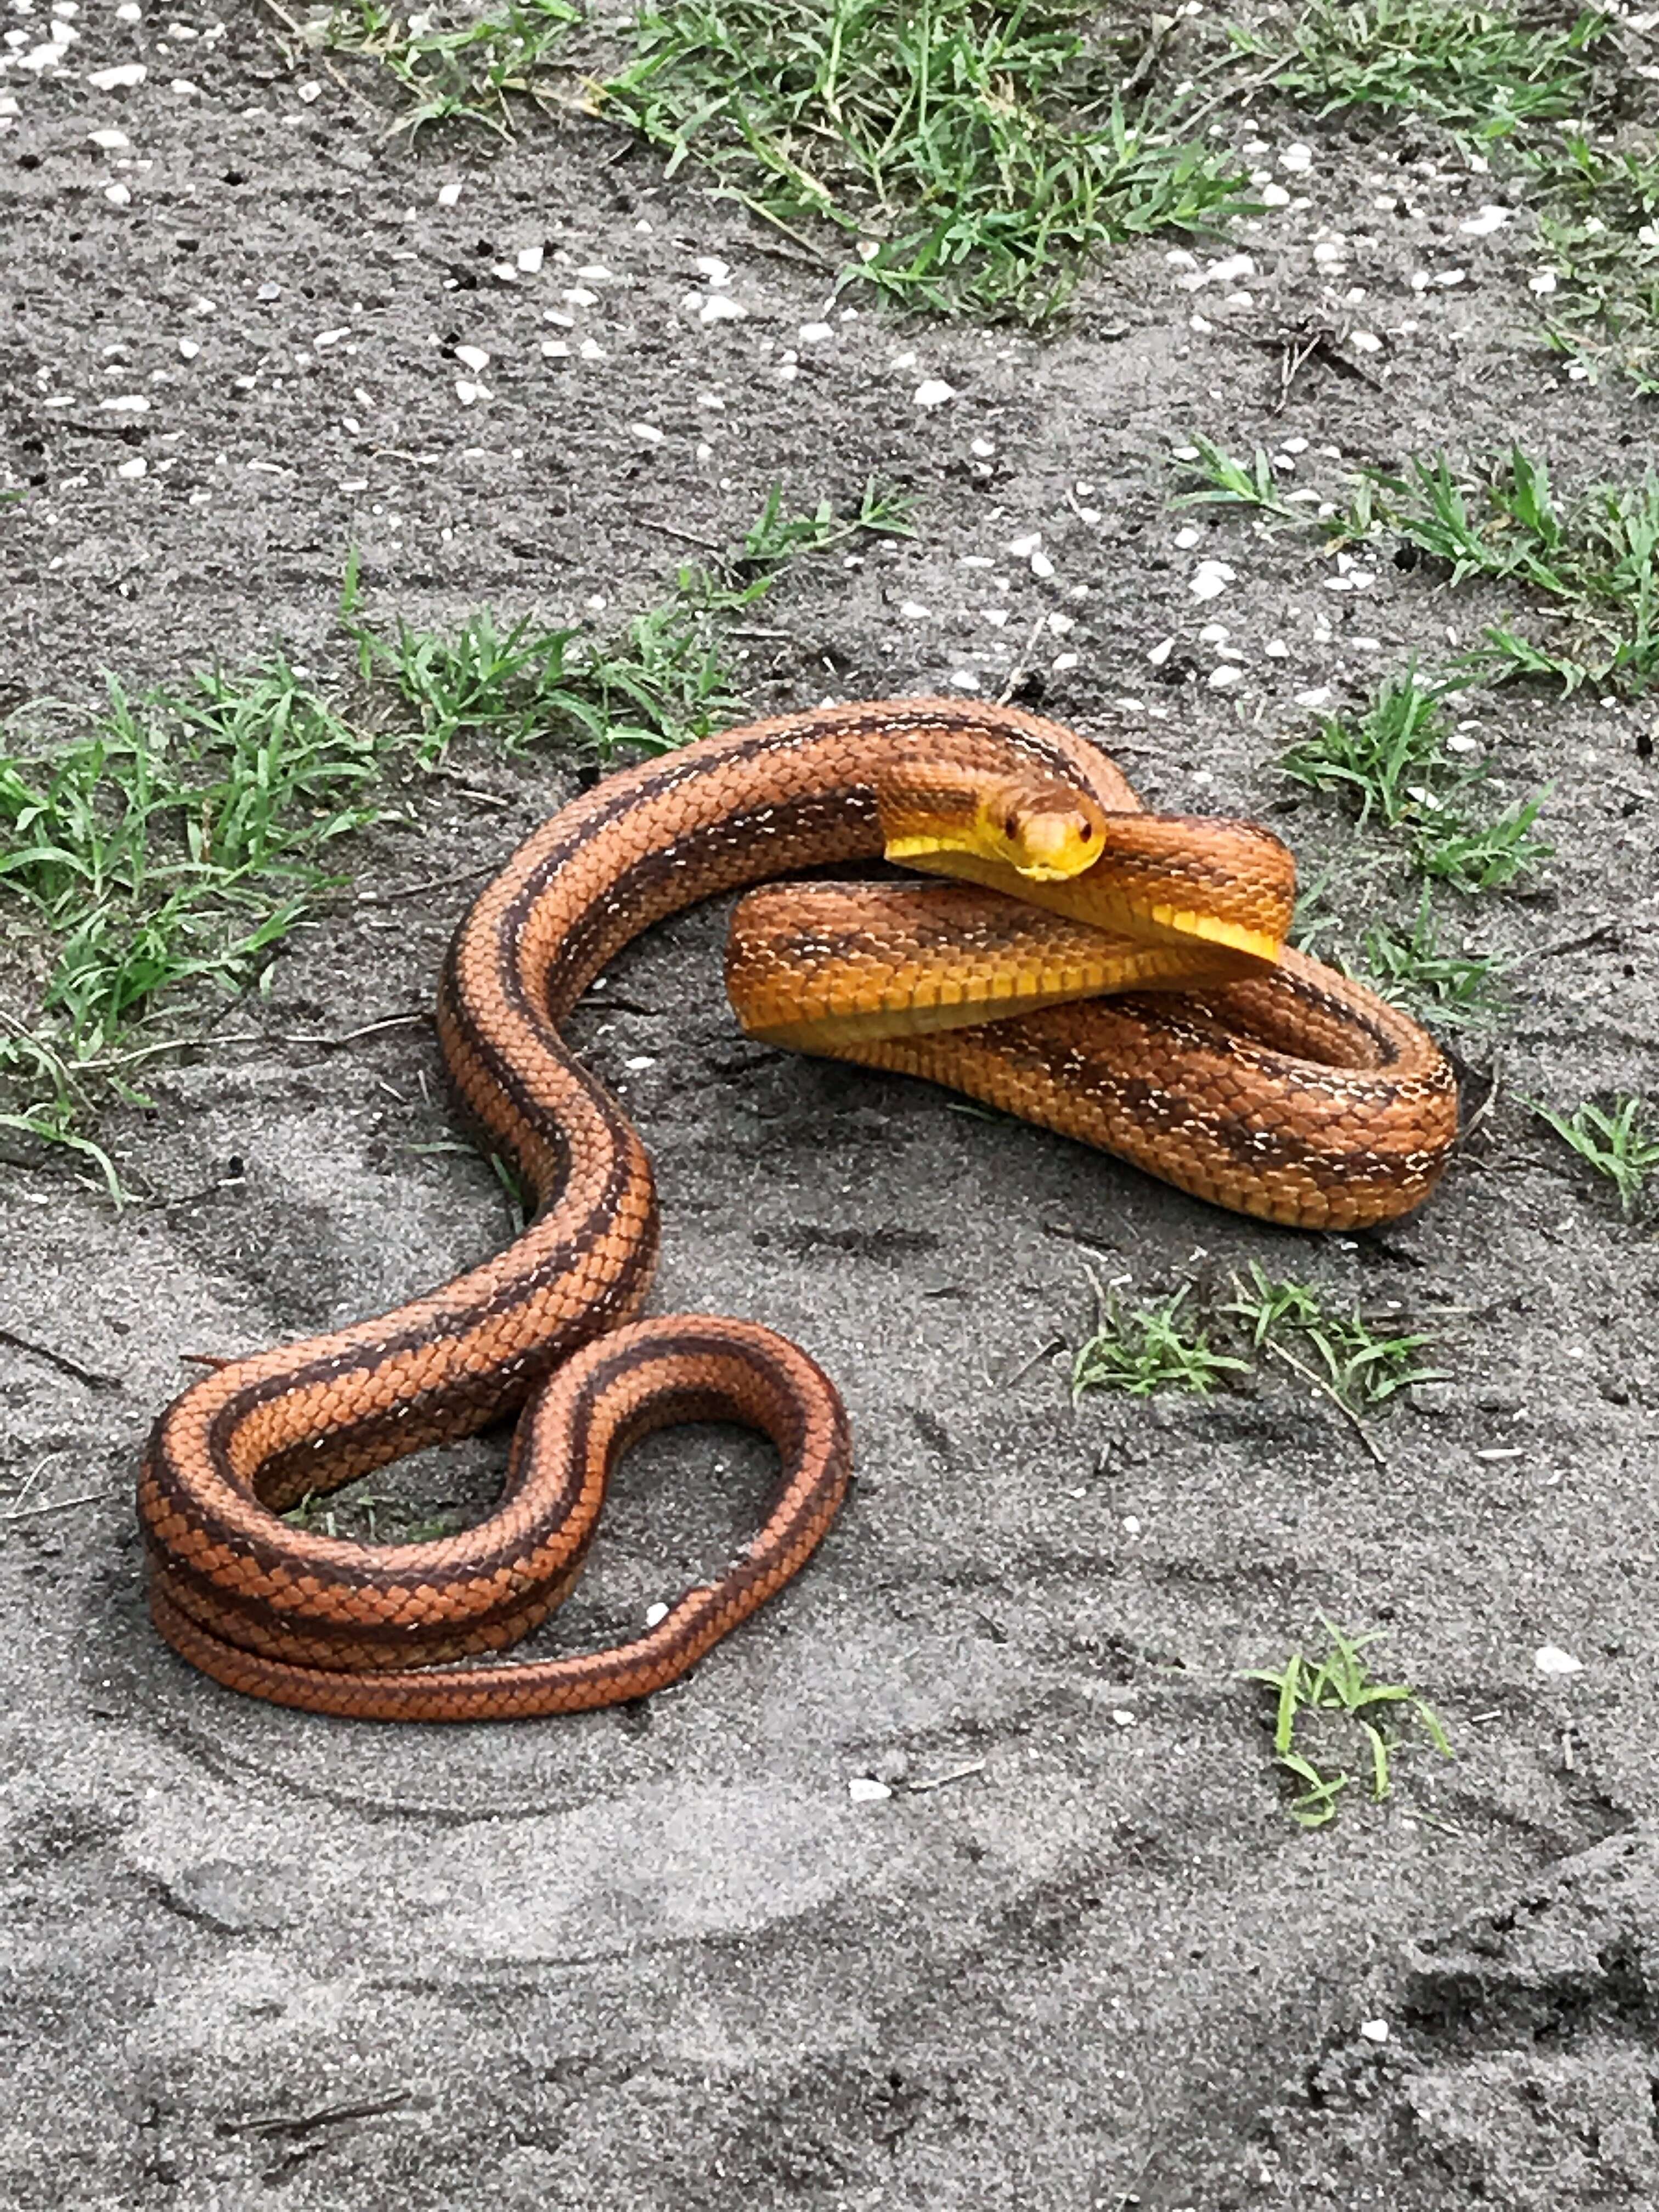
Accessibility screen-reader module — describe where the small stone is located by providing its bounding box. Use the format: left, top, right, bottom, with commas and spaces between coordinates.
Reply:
296, 80, 320, 103
1261, 182, 1290, 208
1534, 1644, 1583, 1678
1189, 560, 1236, 602
257, 281, 280, 301
453, 379, 489, 405
103, 182, 132, 206
1359, 2019, 1390, 2045
644, 1601, 669, 1628
454, 344, 489, 373
798, 320, 833, 342
99, 394, 150, 413
970, 437, 996, 458
1348, 331, 1382, 354
1148, 636, 1175, 667
848, 1776, 892, 1804
1030, 549, 1054, 579
516, 245, 544, 274
578, 338, 606, 361
1459, 204, 1510, 237
1529, 270, 1559, 296
115, 456, 148, 478
1279, 142, 1313, 173
629, 422, 664, 444
699, 294, 744, 324
540, 340, 569, 360
177, 337, 200, 360
694, 255, 730, 285
1295, 688, 1334, 709
437, 181, 462, 207
914, 379, 955, 408
1208, 664, 1243, 689
1110, 1709, 1136, 1728
88, 60, 146, 87
87, 127, 129, 148
1264, 639, 1288, 658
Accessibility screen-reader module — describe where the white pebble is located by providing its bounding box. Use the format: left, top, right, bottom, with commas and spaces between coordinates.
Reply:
1006, 532, 1041, 558
296, 80, 320, 103
99, 394, 149, 413
1208, 664, 1243, 689
562, 287, 597, 308
1030, 549, 1054, 579
1189, 560, 1236, 602
436, 181, 462, 207
1348, 331, 1382, 354
578, 338, 606, 362
453, 379, 489, 405
1260, 182, 1290, 208
1198, 623, 1228, 645
1295, 687, 1334, 708
914, 379, 955, 409
103, 182, 132, 206
88, 60, 146, 87
1264, 639, 1288, 659
1110, 1709, 1136, 1729
87, 127, 129, 148
1047, 613, 1074, 636
115, 456, 147, 479
970, 437, 996, 459
1529, 270, 1558, 296
540, 340, 569, 359
798, 320, 832, 342
694, 255, 730, 285
948, 669, 981, 691
516, 245, 544, 274
1279, 142, 1313, 173
177, 337, 199, 360
1173, 524, 1201, 550
848, 1777, 892, 1803
1148, 636, 1175, 667
454, 344, 489, 373
629, 422, 664, 444
1359, 2019, 1390, 2045
1534, 1644, 1583, 1678
1459, 204, 1510, 238
699, 294, 745, 324
899, 601, 929, 619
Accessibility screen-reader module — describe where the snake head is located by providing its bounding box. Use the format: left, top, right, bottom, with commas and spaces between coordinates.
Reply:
882, 770, 1109, 883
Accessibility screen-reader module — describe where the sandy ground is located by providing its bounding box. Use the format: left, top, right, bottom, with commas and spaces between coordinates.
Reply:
3, 6, 1658, 2208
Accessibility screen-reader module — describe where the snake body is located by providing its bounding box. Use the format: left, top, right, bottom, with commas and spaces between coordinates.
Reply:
139, 700, 1457, 1721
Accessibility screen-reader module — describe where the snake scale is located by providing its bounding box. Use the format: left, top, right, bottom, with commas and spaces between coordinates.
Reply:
139, 699, 1458, 1720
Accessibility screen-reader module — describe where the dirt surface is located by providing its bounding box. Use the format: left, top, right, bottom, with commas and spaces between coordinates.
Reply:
4, 7, 1658, 2208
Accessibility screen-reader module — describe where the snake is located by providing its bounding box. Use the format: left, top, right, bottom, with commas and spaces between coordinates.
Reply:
138, 698, 1458, 1722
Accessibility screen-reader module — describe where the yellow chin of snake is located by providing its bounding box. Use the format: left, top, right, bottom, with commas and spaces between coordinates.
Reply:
883, 826, 1293, 974
883, 791, 1103, 884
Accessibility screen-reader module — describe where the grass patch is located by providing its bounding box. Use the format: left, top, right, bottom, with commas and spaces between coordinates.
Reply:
1227, 3, 1611, 146
305, 0, 579, 138
1531, 1093, 1659, 1218
1244, 1620, 1453, 1830
1223, 1262, 1448, 1417
1178, 438, 1659, 697
342, 478, 913, 765
1528, 135, 1659, 397
0, 480, 911, 1197
1280, 669, 1552, 893
1070, 1275, 1250, 1401
599, 0, 1256, 323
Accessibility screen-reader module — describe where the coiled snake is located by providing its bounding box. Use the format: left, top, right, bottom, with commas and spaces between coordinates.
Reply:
139, 701, 1457, 1720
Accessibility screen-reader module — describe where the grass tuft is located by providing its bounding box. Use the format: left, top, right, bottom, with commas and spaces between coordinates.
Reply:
1223, 1263, 1448, 1417
1530, 1093, 1659, 1218
307, 0, 579, 138
1228, 3, 1611, 146
1244, 1620, 1453, 1829
1279, 669, 1552, 893
1070, 1274, 1250, 1402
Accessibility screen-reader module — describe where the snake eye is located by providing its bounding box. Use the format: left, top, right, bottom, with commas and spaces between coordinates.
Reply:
1004, 814, 1019, 839
1079, 822, 1094, 843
